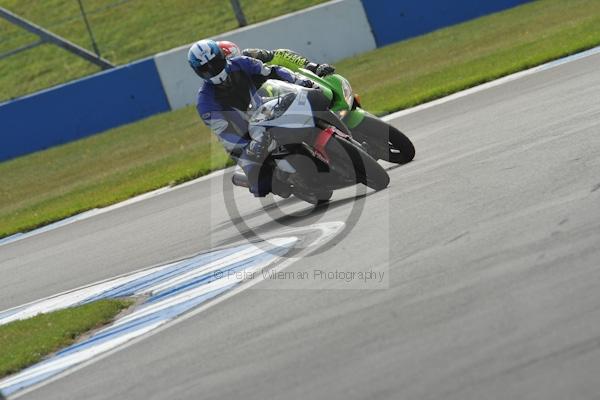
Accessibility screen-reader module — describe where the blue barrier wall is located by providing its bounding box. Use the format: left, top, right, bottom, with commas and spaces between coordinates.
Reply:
0, 58, 170, 162
0, 0, 535, 162
361, 0, 531, 47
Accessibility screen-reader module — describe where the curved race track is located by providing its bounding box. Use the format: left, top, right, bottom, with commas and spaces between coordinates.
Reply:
1, 52, 600, 400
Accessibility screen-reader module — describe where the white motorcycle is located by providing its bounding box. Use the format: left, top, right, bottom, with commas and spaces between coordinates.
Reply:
232, 80, 390, 204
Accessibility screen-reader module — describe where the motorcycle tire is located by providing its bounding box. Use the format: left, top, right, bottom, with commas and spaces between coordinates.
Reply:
326, 135, 390, 191
352, 115, 415, 164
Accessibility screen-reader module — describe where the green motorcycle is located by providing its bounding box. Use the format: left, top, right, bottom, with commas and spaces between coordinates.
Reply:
297, 68, 415, 164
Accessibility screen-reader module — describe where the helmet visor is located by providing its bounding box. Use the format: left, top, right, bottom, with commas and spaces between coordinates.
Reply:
196, 56, 227, 80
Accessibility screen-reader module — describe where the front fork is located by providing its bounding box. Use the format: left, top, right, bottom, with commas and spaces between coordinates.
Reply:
340, 106, 377, 156
340, 98, 367, 130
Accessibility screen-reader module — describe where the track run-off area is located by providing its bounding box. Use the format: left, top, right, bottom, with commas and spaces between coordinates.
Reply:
1, 48, 600, 399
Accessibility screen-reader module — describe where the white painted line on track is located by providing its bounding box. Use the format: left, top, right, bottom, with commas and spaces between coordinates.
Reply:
2, 45, 599, 248
0, 222, 344, 399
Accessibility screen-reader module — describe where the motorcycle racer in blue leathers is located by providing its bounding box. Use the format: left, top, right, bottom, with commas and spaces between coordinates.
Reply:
189, 39, 314, 197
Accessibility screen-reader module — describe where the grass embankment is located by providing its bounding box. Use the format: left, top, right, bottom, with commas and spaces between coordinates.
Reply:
0, 0, 326, 102
0, 108, 233, 237
341, 0, 600, 114
0, 299, 132, 378
1, 0, 600, 238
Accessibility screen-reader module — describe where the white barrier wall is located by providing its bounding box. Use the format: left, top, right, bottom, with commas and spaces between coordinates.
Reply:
154, 0, 376, 110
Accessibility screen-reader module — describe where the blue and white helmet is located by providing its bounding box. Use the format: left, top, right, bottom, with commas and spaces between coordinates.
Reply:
188, 39, 230, 84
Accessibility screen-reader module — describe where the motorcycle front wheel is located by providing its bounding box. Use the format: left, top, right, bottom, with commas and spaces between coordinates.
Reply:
325, 134, 390, 191
352, 115, 415, 164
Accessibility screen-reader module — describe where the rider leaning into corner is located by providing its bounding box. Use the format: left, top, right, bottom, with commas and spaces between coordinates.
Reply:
189, 39, 335, 198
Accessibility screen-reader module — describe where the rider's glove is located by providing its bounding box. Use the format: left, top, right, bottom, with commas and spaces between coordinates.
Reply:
315, 63, 335, 77
247, 130, 274, 160
294, 75, 314, 88
247, 139, 268, 159
306, 62, 335, 77
249, 125, 267, 141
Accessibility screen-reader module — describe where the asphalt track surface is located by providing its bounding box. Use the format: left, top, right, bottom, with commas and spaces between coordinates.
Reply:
2, 53, 600, 400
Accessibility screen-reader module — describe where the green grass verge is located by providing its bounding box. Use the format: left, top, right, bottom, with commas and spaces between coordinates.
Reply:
1, 0, 600, 238
0, 107, 232, 237
0, 299, 132, 378
0, 0, 326, 102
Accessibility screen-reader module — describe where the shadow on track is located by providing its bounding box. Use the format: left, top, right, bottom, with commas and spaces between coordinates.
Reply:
214, 190, 374, 248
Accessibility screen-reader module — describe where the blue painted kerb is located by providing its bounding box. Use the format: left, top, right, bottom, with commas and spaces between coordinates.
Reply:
0, 57, 170, 162
361, 0, 532, 47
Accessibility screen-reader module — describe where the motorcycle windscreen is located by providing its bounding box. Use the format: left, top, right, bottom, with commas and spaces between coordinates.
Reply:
249, 80, 315, 129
